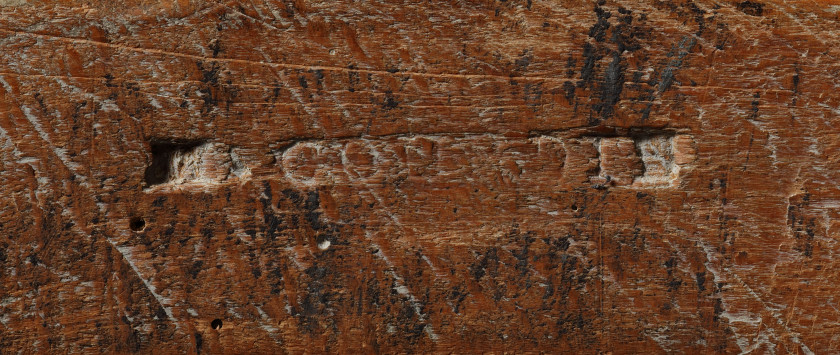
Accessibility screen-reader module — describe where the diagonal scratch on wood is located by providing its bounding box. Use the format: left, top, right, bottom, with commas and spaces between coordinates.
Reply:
729, 271, 814, 354
111, 242, 180, 326
363, 230, 440, 342
350, 141, 494, 317
0, 77, 182, 330
0, 27, 563, 82
699, 241, 814, 354
220, 0, 286, 34
0, 131, 181, 330
697, 241, 768, 353
0, 116, 179, 328
0, 76, 86, 178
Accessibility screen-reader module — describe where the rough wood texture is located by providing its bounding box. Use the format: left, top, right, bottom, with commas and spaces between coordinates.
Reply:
1, 0, 839, 353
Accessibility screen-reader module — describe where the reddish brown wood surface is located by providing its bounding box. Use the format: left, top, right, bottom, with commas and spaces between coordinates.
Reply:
2, 0, 840, 353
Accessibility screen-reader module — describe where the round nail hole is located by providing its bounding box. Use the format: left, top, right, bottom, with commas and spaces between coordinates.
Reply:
129, 217, 146, 232
211, 319, 223, 330
317, 240, 331, 251
571, 204, 578, 212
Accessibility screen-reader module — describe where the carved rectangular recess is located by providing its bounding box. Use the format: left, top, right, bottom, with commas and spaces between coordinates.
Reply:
634, 134, 677, 186
588, 129, 694, 188
144, 139, 250, 188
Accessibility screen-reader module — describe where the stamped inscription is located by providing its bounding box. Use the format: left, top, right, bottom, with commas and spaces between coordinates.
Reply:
590, 133, 694, 188
143, 131, 694, 190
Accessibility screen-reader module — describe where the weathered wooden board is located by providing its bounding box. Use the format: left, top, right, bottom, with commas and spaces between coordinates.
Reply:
1, 0, 839, 353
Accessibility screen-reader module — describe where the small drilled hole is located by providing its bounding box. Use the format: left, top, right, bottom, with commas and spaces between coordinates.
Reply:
211, 319, 223, 330
571, 204, 578, 212
129, 217, 146, 232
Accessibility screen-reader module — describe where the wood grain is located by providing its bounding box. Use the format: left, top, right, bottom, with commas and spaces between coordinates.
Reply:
1, 0, 839, 353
